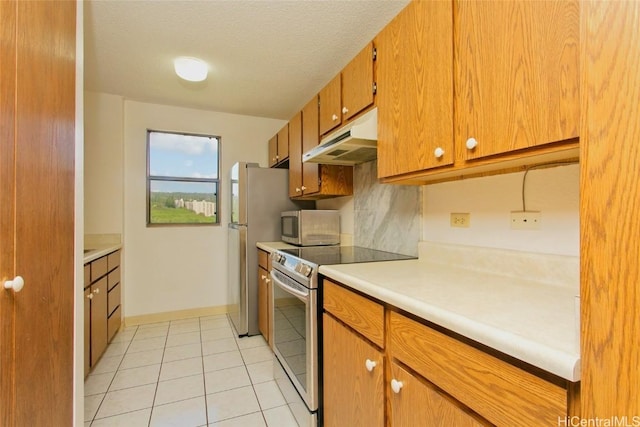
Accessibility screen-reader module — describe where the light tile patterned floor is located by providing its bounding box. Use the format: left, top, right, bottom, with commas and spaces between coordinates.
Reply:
84, 315, 300, 427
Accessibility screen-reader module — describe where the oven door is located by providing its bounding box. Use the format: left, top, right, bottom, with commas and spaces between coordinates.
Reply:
270, 269, 318, 412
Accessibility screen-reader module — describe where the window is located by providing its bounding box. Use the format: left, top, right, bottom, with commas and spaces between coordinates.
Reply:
147, 130, 220, 225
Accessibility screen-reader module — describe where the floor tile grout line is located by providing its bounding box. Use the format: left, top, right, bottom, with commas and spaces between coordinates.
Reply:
88, 325, 138, 424
199, 316, 210, 425
147, 322, 170, 427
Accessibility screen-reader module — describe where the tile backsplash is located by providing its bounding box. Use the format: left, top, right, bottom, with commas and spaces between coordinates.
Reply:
353, 161, 421, 256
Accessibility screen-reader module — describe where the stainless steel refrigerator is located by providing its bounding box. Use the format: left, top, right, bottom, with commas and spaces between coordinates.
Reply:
227, 162, 305, 336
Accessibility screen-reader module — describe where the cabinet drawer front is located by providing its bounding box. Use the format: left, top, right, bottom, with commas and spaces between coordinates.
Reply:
108, 266, 120, 291
108, 283, 121, 315
389, 311, 566, 426
258, 249, 269, 269
323, 280, 384, 348
90, 256, 108, 282
84, 264, 90, 288
108, 305, 121, 342
107, 250, 120, 271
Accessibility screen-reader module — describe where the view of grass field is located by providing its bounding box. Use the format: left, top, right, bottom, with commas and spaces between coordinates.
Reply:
150, 206, 215, 224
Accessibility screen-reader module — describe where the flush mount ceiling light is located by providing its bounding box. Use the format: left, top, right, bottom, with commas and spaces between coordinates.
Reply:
174, 57, 208, 82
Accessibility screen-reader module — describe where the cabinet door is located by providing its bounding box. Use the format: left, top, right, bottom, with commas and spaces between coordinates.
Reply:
90, 277, 108, 367
84, 288, 91, 378
319, 74, 342, 136
376, 0, 454, 178
323, 314, 384, 427
268, 135, 278, 167
342, 42, 375, 121
288, 111, 303, 197
258, 266, 269, 342
277, 124, 289, 162
0, 1, 76, 424
390, 362, 487, 427
301, 97, 320, 195
454, 0, 579, 161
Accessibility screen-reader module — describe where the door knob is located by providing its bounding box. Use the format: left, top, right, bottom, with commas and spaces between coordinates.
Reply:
391, 379, 403, 394
4, 276, 24, 292
365, 359, 377, 372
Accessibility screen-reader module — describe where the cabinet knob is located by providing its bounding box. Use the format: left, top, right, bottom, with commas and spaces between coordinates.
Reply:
4, 276, 25, 293
332, 114, 338, 121
93, 288, 100, 294
365, 359, 377, 372
342, 106, 349, 115
391, 379, 403, 394
434, 147, 445, 158
301, 186, 307, 191
265, 278, 271, 284
295, 187, 301, 192
87, 293, 94, 300
261, 275, 267, 280
466, 137, 478, 150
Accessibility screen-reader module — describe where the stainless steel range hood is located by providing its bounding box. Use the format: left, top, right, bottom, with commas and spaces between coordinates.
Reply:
302, 107, 377, 166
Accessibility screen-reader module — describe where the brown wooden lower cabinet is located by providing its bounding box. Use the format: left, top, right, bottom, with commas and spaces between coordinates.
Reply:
323, 313, 384, 427
389, 362, 488, 427
90, 277, 108, 367
85, 249, 122, 374
258, 265, 269, 342
323, 279, 579, 426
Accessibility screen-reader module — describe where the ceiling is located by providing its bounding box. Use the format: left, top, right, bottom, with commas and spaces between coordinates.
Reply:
84, 0, 410, 121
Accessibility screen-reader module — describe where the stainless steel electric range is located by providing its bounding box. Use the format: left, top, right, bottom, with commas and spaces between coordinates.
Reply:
269, 245, 416, 426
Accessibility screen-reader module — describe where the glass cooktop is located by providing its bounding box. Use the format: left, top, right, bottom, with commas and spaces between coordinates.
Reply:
281, 245, 415, 266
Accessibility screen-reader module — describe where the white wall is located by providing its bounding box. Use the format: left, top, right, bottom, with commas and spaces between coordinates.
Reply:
123, 100, 285, 317
423, 164, 580, 256
84, 91, 124, 234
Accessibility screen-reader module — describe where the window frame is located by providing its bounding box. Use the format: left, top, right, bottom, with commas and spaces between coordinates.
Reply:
146, 129, 221, 227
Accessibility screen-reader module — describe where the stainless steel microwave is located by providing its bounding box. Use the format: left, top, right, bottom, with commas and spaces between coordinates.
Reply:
281, 210, 340, 246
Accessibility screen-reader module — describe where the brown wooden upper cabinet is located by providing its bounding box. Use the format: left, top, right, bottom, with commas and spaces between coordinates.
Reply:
319, 42, 376, 137
376, 0, 579, 183
454, 0, 580, 161
288, 110, 305, 197
342, 41, 376, 122
268, 135, 278, 167
319, 74, 342, 136
290, 96, 353, 199
376, 0, 454, 179
268, 124, 289, 167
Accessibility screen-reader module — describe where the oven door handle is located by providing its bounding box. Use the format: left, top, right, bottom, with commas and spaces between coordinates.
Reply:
270, 270, 309, 302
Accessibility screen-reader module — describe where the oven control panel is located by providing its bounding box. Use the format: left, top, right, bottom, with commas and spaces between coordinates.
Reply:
294, 262, 313, 277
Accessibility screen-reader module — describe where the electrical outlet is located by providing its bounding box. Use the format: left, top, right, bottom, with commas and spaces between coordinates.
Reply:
510, 211, 541, 230
450, 213, 470, 228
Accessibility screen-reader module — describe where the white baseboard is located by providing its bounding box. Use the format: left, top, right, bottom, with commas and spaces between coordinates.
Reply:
124, 305, 231, 326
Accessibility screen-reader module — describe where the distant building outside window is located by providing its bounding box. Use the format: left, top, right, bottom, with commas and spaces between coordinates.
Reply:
147, 130, 220, 226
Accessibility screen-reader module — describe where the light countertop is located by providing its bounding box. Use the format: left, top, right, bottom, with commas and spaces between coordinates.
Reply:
83, 244, 122, 264
318, 242, 581, 382
256, 241, 299, 253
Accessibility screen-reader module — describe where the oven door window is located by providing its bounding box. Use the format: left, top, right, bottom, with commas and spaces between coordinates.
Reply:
273, 282, 309, 393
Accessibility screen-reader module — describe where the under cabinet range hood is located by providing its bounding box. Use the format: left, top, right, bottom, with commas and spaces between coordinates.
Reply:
302, 107, 377, 165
